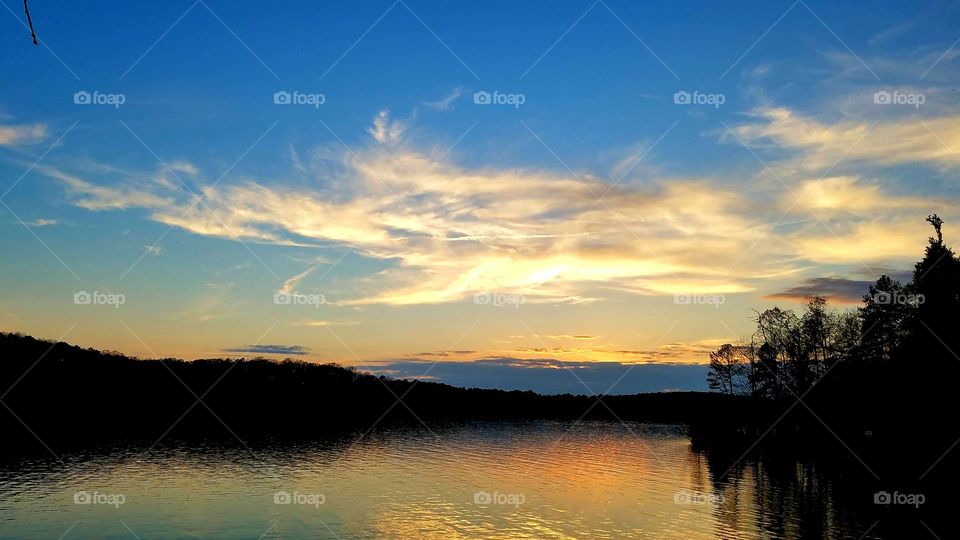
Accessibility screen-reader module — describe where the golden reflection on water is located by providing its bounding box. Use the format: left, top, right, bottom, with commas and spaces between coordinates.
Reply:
0, 422, 864, 539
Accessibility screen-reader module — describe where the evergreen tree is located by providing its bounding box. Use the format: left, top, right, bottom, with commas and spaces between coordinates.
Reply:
906, 214, 960, 367
859, 275, 910, 363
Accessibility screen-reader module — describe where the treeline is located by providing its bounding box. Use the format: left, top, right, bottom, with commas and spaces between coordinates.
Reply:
705, 297, 860, 397
696, 215, 960, 515
0, 331, 742, 449
706, 214, 960, 400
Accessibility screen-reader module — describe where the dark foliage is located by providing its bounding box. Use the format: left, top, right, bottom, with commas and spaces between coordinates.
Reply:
0, 331, 743, 449
698, 215, 960, 531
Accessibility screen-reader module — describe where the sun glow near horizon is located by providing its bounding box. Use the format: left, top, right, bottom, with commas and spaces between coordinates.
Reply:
1, 1, 957, 392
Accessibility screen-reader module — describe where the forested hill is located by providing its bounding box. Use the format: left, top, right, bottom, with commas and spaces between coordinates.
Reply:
0, 331, 742, 447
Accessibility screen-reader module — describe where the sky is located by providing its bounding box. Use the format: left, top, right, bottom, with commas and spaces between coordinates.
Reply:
0, 0, 958, 394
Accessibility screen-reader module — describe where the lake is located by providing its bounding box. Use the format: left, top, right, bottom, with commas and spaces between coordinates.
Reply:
0, 421, 881, 539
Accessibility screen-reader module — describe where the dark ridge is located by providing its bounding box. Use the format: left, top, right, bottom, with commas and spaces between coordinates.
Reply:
0, 330, 740, 448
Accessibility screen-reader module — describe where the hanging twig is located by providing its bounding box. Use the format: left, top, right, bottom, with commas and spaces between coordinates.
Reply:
23, 0, 38, 45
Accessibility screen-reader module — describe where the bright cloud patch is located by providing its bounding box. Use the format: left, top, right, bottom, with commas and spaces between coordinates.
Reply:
0, 123, 46, 146
45, 110, 949, 308
732, 107, 960, 172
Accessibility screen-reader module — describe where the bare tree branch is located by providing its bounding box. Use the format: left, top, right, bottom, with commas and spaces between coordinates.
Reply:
24, 0, 38, 45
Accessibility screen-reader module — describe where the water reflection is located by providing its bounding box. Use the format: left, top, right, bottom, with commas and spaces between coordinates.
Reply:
0, 421, 881, 539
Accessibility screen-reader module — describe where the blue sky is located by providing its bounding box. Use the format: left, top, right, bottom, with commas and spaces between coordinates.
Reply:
1, 0, 958, 394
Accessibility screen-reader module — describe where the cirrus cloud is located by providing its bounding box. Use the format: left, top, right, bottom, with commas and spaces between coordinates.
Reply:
42, 110, 951, 309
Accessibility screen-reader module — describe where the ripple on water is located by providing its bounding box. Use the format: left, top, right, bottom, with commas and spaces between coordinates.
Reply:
0, 421, 876, 539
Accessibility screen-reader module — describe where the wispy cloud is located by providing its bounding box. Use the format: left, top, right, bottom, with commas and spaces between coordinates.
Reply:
0, 123, 46, 146
784, 176, 934, 215
730, 106, 960, 172
868, 19, 917, 46
294, 320, 359, 328
506, 338, 727, 364
25, 218, 58, 227
765, 276, 874, 304
42, 109, 951, 309
223, 344, 310, 356
423, 86, 465, 111
44, 165, 176, 211
408, 350, 477, 357
788, 219, 930, 264
368, 110, 405, 145
279, 263, 319, 295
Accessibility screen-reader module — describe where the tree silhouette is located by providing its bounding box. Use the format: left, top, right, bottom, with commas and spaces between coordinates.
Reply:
711, 215, 959, 398
707, 344, 741, 395
750, 342, 780, 399
829, 310, 861, 367
908, 214, 960, 369
801, 296, 831, 377
859, 275, 910, 363
927, 213, 943, 245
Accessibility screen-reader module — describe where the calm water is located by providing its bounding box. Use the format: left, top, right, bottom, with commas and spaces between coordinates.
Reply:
0, 421, 878, 539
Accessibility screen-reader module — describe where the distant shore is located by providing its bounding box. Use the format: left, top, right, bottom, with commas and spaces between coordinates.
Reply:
0, 331, 743, 447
